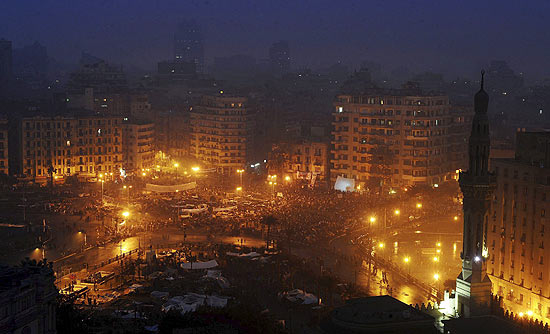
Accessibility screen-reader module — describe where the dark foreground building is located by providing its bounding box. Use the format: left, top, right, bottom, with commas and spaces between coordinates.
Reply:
319, 295, 438, 333
0, 260, 58, 334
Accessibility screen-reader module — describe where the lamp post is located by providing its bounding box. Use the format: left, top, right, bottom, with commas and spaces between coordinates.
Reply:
174, 163, 179, 180
101, 180, 104, 204
404, 257, 410, 275
123, 185, 132, 207
237, 169, 244, 189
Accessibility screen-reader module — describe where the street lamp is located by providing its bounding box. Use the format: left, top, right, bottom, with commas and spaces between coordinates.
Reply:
394, 209, 400, 215
237, 169, 244, 188
174, 163, 179, 179
453, 215, 459, 221
285, 175, 291, 182
122, 211, 130, 218
404, 257, 410, 274
416, 203, 422, 209
100, 179, 104, 204
236, 186, 242, 192
78, 231, 87, 248
123, 185, 132, 206
191, 166, 200, 172
369, 216, 376, 224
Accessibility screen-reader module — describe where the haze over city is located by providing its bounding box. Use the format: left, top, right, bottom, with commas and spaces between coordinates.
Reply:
2, 0, 550, 80
0, 1, 549, 334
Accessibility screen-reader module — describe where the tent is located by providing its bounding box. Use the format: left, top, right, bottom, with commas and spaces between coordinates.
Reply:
145, 182, 196, 193
334, 176, 356, 192
181, 259, 218, 269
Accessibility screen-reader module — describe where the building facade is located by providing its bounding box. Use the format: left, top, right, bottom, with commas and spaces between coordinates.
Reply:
331, 89, 470, 189
269, 140, 329, 182
174, 21, 204, 73
20, 113, 123, 181
0, 117, 8, 175
487, 131, 550, 321
0, 39, 12, 83
122, 119, 155, 171
269, 40, 290, 74
190, 95, 254, 173
0, 261, 57, 334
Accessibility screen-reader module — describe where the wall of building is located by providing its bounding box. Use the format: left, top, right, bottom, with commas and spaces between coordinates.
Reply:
190, 95, 254, 173
331, 93, 470, 188
487, 132, 550, 322
20, 114, 123, 181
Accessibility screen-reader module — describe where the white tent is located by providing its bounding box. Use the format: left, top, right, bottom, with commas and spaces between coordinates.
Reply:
334, 176, 356, 192
145, 182, 197, 193
181, 259, 218, 269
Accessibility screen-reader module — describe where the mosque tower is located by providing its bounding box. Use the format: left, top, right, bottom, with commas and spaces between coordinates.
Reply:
456, 70, 497, 317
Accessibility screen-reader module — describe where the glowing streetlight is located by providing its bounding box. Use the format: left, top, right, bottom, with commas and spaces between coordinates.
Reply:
404, 257, 410, 263
237, 169, 244, 188
100, 179, 104, 204
436, 249, 441, 254
378, 242, 384, 249
433, 273, 440, 280
404, 257, 411, 274
436, 242, 441, 247
191, 166, 200, 172
236, 186, 242, 192
369, 216, 376, 223
285, 175, 291, 182
519, 312, 524, 317
142, 172, 146, 176
433, 256, 439, 262
122, 211, 130, 218
527, 310, 533, 317
394, 209, 400, 215
454, 215, 459, 221
416, 203, 422, 209
174, 162, 180, 179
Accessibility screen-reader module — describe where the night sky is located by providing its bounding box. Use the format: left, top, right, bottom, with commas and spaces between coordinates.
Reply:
1, 0, 549, 80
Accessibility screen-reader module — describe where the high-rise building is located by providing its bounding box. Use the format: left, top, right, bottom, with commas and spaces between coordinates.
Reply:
487, 131, 550, 321
67, 53, 127, 94
190, 95, 254, 173
19, 112, 123, 181
0, 39, 12, 83
174, 21, 204, 73
0, 117, 8, 175
456, 71, 496, 317
330, 85, 471, 189
122, 118, 155, 171
269, 41, 290, 75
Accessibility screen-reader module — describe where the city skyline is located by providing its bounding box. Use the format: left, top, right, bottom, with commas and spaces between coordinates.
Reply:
1, 1, 550, 81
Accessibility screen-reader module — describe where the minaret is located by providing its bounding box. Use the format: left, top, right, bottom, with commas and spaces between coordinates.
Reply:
456, 70, 496, 317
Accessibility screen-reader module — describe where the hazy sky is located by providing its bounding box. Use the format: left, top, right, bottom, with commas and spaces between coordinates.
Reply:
1, 0, 549, 80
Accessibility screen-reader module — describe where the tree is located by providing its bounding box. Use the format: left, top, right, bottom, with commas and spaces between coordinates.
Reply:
367, 143, 395, 192
261, 215, 278, 249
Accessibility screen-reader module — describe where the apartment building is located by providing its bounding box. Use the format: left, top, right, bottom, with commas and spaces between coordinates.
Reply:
20, 112, 123, 181
190, 95, 254, 173
331, 89, 470, 188
0, 117, 8, 175
122, 118, 155, 171
487, 131, 550, 320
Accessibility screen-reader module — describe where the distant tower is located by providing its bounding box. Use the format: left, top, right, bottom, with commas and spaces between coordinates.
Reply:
269, 41, 290, 75
0, 39, 12, 82
174, 21, 204, 73
456, 70, 496, 317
